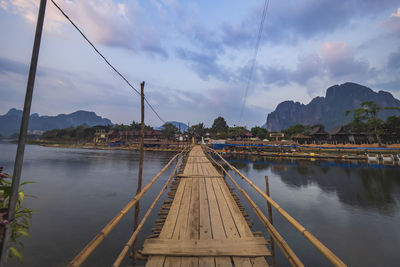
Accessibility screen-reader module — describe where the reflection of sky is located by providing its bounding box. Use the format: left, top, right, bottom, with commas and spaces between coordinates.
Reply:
224, 155, 400, 266
0, 143, 175, 267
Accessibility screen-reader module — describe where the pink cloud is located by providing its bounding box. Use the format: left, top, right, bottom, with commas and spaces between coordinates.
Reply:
381, 8, 400, 37
1, 0, 167, 56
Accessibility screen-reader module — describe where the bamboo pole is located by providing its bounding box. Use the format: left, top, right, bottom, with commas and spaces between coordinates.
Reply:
113, 157, 181, 267
207, 147, 346, 267
132, 81, 145, 265
0, 1, 47, 264
67, 152, 181, 267
206, 153, 303, 267
265, 176, 277, 267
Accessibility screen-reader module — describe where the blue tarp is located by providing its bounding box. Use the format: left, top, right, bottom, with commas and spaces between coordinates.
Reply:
210, 143, 400, 151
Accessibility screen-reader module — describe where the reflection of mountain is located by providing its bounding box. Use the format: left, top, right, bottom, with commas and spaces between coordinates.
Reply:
269, 160, 400, 215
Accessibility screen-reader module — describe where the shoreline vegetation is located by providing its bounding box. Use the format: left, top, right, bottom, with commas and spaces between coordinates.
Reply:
23, 139, 400, 162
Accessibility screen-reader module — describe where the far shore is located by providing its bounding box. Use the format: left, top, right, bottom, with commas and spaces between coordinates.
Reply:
9, 140, 398, 163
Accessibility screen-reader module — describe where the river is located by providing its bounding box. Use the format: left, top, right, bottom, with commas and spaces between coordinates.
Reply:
1, 142, 399, 266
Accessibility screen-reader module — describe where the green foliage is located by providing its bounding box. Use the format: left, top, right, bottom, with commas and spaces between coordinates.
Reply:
188, 123, 205, 137
211, 117, 228, 134
345, 101, 385, 143
383, 115, 400, 139
111, 121, 153, 132
282, 124, 306, 138
250, 126, 268, 139
161, 123, 178, 140
0, 173, 34, 262
228, 126, 247, 139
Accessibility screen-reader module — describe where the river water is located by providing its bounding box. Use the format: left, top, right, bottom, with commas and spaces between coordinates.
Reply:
1, 142, 399, 267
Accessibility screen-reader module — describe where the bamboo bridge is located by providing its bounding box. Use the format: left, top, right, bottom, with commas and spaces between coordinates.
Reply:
67, 145, 346, 267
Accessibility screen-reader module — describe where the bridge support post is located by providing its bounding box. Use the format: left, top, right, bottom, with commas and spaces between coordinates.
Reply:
132, 81, 145, 265
0, 0, 47, 265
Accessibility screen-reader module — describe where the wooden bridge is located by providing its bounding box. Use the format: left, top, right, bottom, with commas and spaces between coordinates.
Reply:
68, 145, 346, 267
143, 145, 270, 266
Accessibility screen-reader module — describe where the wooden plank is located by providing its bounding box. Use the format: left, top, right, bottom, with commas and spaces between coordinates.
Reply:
160, 179, 187, 239
199, 177, 215, 267
216, 178, 252, 237
146, 177, 187, 267
142, 239, 271, 256
211, 178, 253, 267
205, 178, 232, 266
181, 177, 199, 267
164, 178, 193, 267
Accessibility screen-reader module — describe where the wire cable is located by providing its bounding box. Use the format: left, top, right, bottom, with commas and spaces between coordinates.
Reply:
51, 0, 166, 124
239, 0, 270, 122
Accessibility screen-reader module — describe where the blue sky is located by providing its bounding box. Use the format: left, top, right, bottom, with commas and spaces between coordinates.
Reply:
0, 0, 399, 128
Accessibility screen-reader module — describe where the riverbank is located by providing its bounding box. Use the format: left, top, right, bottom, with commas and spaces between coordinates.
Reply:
25, 140, 186, 152
20, 140, 400, 162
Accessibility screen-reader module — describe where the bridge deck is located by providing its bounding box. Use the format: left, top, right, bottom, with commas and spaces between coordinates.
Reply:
143, 145, 270, 266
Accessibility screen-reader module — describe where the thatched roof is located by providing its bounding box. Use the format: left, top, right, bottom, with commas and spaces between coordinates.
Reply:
292, 133, 310, 139
310, 126, 328, 135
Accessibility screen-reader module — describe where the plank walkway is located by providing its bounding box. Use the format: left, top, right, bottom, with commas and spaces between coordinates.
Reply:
143, 145, 270, 266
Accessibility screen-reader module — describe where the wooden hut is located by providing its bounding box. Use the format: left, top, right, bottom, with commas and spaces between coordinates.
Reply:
309, 126, 329, 144
292, 133, 310, 144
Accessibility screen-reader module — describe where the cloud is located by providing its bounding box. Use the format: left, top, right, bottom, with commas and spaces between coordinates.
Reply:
0, 57, 28, 75
320, 42, 370, 78
1, 0, 168, 57
381, 8, 400, 37
292, 53, 324, 84
175, 48, 231, 81
387, 48, 400, 69
221, 0, 399, 47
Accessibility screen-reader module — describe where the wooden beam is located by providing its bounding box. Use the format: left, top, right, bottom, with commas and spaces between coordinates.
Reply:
142, 238, 271, 257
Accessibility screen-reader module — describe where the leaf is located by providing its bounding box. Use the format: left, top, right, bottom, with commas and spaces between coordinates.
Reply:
9, 247, 23, 262
20, 181, 36, 186
16, 229, 30, 237
18, 191, 24, 205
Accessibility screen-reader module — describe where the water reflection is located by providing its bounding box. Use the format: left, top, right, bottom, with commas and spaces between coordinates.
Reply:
223, 155, 400, 216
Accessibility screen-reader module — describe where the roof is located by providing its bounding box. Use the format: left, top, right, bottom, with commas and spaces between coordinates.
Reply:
330, 126, 348, 135
292, 133, 310, 139
310, 126, 328, 135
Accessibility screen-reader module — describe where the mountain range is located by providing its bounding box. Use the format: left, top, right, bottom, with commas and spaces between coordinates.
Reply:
0, 109, 112, 137
265, 82, 400, 132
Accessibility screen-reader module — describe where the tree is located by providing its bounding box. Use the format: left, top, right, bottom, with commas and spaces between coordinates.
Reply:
189, 123, 205, 137
211, 117, 228, 133
282, 124, 306, 138
228, 126, 247, 139
346, 101, 384, 145
161, 123, 178, 140
383, 115, 400, 141
251, 126, 268, 140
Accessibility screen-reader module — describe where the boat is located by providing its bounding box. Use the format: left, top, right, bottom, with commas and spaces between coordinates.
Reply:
367, 154, 378, 162
381, 154, 394, 163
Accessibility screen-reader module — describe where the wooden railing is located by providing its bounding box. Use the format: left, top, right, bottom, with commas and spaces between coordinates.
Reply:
205, 146, 346, 267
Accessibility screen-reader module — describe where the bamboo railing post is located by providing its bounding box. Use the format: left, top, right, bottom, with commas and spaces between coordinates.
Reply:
132, 81, 145, 265
112, 157, 181, 267
207, 147, 346, 267
67, 153, 180, 267
206, 153, 303, 267
0, 1, 47, 264
265, 176, 277, 267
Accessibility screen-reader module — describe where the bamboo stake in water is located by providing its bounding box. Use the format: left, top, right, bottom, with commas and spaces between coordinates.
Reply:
113, 158, 181, 267
265, 176, 277, 267
208, 147, 347, 267
206, 152, 303, 267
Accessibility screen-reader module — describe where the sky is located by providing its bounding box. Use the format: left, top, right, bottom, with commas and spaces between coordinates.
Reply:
0, 0, 399, 128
